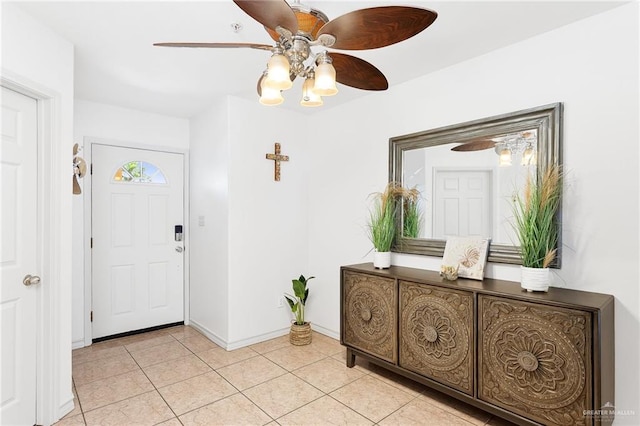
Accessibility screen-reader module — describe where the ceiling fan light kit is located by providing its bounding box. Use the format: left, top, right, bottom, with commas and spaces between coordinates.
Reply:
154, 1, 437, 108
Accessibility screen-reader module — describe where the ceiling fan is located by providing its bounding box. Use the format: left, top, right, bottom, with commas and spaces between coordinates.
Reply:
451, 131, 537, 166
154, 0, 437, 106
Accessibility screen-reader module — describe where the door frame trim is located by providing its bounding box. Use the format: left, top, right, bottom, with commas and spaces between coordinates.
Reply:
2, 70, 65, 425
82, 137, 190, 344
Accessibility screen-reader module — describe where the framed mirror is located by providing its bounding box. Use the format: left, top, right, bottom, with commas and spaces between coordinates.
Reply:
389, 103, 563, 266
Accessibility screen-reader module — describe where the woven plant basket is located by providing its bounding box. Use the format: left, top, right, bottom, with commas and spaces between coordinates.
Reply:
290, 322, 312, 346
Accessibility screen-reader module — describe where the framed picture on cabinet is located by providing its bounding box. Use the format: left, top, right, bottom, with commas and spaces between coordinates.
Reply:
442, 236, 490, 280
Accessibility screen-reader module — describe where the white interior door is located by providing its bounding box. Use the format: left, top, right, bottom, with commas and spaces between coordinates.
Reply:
1, 87, 39, 425
434, 169, 493, 239
92, 144, 184, 339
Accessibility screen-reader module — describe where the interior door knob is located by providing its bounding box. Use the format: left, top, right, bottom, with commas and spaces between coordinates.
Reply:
175, 246, 184, 253
23, 274, 41, 286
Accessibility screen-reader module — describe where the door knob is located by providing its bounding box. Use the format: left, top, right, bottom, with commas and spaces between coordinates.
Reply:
175, 246, 184, 253
23, 274, 41, 286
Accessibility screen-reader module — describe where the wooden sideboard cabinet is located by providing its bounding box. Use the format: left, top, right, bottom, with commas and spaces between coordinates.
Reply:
340, 263, 615, 426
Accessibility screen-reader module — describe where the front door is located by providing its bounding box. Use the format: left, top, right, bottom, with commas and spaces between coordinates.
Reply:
91, 144, 185, 339
1, 87, 39, 425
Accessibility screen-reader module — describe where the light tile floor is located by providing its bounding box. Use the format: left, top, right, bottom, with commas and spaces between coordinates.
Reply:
57, 325, 516, 425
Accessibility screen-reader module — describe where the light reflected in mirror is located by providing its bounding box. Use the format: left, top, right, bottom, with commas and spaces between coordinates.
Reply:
389, 103, 562, 266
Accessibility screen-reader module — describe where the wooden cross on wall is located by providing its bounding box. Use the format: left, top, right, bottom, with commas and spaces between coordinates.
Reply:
265, 142, 289, 181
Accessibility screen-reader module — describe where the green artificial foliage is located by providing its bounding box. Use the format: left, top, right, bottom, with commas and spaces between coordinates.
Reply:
284, 275, 315, 325
512, 166, 562, 268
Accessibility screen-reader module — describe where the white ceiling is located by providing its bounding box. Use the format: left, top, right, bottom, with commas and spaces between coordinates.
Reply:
12, 1, 625, 118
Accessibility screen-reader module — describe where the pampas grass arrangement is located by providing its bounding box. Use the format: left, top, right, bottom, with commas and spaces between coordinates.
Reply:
512, 166, 562, 268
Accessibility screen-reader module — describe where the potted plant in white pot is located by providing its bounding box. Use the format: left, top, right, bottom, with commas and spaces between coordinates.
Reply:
512, 166, 562, 292
367, 183, 398, 269
284, 274, 315, 345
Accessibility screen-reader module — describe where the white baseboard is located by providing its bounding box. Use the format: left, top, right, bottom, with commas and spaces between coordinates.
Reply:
188, 319, 228, 348
187, 320, 339, 350
72, 339, 86, 350
58, 394, 75, 422
226, 327, 290, 350
311, 323, 339, 340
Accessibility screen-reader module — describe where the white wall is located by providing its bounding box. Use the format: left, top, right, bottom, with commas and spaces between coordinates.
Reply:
1, 3, 75, 423
72, 99, 189, 346
189, 99, 230, 344
188, 95, 310, 348
226, 97, 309, 347
308, 3, 639, 421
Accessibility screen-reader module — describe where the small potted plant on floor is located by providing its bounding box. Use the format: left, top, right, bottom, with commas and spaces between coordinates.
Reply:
284, 274, 315, 345
367, 183, 398, 269
512, 166, 562, 292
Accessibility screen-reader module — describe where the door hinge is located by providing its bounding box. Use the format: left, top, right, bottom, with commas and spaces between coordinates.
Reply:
90, 311, 93, 322
90, 237, 93, 249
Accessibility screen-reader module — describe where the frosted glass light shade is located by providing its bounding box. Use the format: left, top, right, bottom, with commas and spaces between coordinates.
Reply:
521, 146, 535, 165
265, 53, 292, 90
301, 77, 323, 107
259, 78, 284, 106
499, 148, 512, 166
314, 62, 338, 96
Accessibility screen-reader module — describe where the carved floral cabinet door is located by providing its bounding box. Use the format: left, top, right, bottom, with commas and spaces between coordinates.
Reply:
478, 295, 593, 426
399, 281, 474, 395
342, 271, 397, 363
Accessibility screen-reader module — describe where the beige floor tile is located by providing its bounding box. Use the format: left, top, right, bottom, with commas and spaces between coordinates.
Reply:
217, 355, 286, 391
83, 391, 174, 425
263, 344, 327, 371
330, 375, 415, 423
180, 334, 220, 353
165, 325, 203, 341
76, 369, 154, 412
278, 395, 373, 426
129, 340, 191, 367
156, 418, 182, 426
196, 345, 258, 369
293, 357, 366, 393
158, 371, 238, 415
243, 373, 323, 418
124, 333, 176, 352
420, 390, 492, 425
179, 394, 272, 426
249, 334, 290, 354
73, 353, 139, 386
309, 333, 344, 356
330, 351, 374, 374
143, 354, 211, 388
379, 397, 475, 425
366, 363, 426, 397
54, 413, 86, 425
72, 345, 128, 366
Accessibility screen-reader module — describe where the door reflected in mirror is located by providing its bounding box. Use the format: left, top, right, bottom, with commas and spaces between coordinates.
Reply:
402, 129, 537, 245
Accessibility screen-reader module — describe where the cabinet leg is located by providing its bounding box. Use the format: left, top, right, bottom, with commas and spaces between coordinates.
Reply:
346, 348, 356, 368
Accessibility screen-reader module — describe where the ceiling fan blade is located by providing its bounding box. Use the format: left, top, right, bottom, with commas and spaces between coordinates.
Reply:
73, 175, 81, 195
330, 53, 388, 91
154, 42, 273, 50
451, 139, 497, 152
318, 6, 437, 50
233, 0, 298, 33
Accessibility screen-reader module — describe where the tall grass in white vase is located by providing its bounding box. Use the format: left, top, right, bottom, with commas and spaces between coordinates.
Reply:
512, 166, 562, 292
367, 183, 398, 269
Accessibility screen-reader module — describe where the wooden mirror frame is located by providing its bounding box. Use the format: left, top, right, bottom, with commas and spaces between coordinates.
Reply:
389, 102, 563, 266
